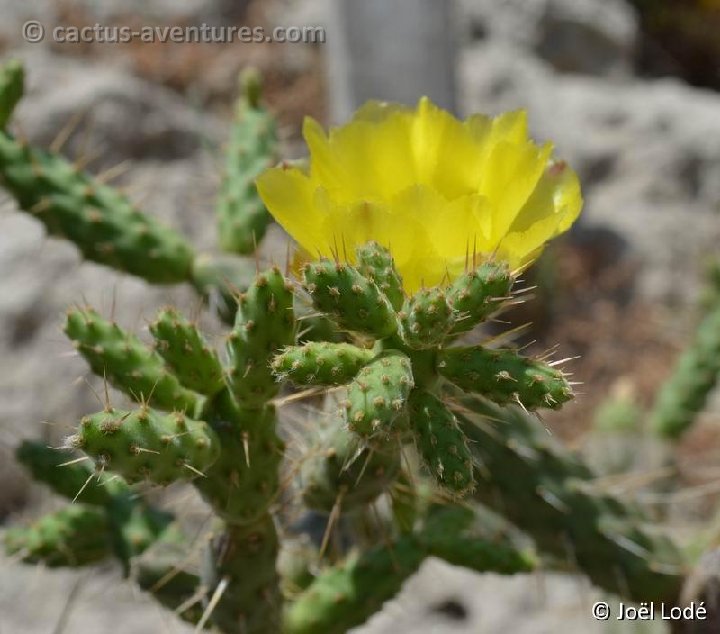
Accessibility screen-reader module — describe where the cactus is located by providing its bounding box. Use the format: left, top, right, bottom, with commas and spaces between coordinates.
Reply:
651, 300, 720, 439
272, 342, 374, 386
0, 58, 23, 129
65, 307, 201, 414
217, 69, 278, 255
5, 505, 113, 567
451, 392, 685, 604
0, 131, 196, 283
11, 441, 174, 571
150, 307, 226, 397
285, 506, 535, 634
279, 245, 573, 497
439, 345, 573, 410
67, 407, 220, 485
2, 60, 697, 634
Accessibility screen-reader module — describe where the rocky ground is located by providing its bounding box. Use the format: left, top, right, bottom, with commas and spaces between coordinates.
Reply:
1, 0, 719, 632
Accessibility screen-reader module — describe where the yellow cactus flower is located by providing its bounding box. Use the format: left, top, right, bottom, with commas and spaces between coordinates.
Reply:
257, 97, 582, 294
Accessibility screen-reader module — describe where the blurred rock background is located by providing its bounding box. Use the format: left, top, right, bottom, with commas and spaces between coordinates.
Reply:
0, 0, 719, 631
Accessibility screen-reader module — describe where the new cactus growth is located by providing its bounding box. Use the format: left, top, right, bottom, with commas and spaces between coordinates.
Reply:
0, 58, 23, 129
285, 506, 535, 634
217, 69, 278, 255
344, 352, 414, 439
5, 505, 112, 567
68, 407, 220, 485
651, 300, 720, 439
409, 390, 474, 496
150, 307, 226, 397
272, 342, 374, 386
439, 345, 573, 410
1, 62, 696, 634
65, 307, 201, 414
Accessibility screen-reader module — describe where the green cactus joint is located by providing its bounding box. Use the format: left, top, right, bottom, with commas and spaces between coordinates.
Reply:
150, 307, 225, 397
15, 440, 126, 506
68, 407, 219, 486
409, 389, 475, 496
447, 262, 513, 334
301, 424, 401, 513
651, 302, 720, 439
344, 352, 414, 439
285, 507, 533, 634
217, 68, 278, 255
0, 58, 24, 129
439, 345, 573, 410
272, 342, 375, 386
400, 287, 455, 348
203, 517, 282, 634
195, 405, 284, 526
226, 267, 295, 407
65, 307, 201, 414
454, 393, 685, 604
0, 132, 195, 283
355, 241, 405, 311
302, 259, 399, 338
4, 505, 113, 567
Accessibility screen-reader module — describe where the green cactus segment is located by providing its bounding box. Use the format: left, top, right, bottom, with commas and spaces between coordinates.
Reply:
301, 424, 401, 513
344, 352, 414, 439
409, 390, 474, 496
203, 517, 282, 634
217, 69, 278, 255
0, 133, 195, 283
455, 394, 685, 604
150, 308, 225, 397
64, 307, 201, 414
447, 262, 513, 334
69, 407, 219, 485
355, 242, 405, 311
15, 440, 127, 506
272, 342, 374, 386
0, 59, 24, 129
439, 346, 573, 410
302, 260, 398, 338
284, 511, 533, 634
137, 562, 206, 627
651, 303, 720, 439
196, 405, 283, 526
400, 288, 454, 348
227, 268, 294, 407
4, 505, 112, 567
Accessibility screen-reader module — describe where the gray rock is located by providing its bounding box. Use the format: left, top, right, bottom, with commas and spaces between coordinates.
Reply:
355, 559, 660, 633
13, 51, 222, 169
0, 554, 194, 634
458, 0, 638, 77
